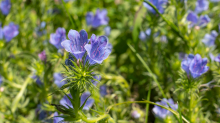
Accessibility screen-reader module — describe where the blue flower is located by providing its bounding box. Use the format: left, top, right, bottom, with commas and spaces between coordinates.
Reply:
32, 75, 43, 85
91, 74, 101, 86
85, 34, 111, 64
153, 98, 178, 119
202, 30, 218, 47
53, 73, 66, 88
0, 23, 3, 39
53, 112, 63, 123
80, 92, 94, 110
86, 9, 109, 28
35, 104, 47, 120
187, 11, 210, 28
179, 52, 187, 60
60, 92, 94, 110
189, 54, 209, 78
0, 0, 11, 15
143, 0, 168, 14
104, 26, 111, 36
61, 29, 89, 59
35, 21, 46, 37
50, 28, 66, 49
131, 110, 141, 119
195, 0, 209, 13
214, 54, 220, 62
181, 54, 195, 75
3, 22, 19, 42
139, 31, 146, 41
100, 85, 107, 97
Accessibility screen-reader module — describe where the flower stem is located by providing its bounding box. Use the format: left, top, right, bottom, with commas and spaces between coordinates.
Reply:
79, 112, 112, 123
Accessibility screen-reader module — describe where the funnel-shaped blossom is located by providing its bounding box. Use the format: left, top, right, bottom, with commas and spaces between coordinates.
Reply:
181, 54, 194, 75
85, 34, 111, 64
61, 29, 89, 59
189, 54, 209, 78
195, 0, 209, 13
143, 0, 168, 14
3, 22, 19, 42
0, 0, 11, 15
100, 85, 107, 97
187, 11, 210, 28
131, 110, 141, 119
86, 9, 109, 28
214, 54, 220, 62
53, 112, 63, 123
202, 30, 218, 47
50, 28, 66, 49
153, 98, 178, 119
53, 73, 66, 88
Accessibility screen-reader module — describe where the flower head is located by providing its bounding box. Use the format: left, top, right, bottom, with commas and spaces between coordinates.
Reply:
85, 34, 111, 64
53, 73, 66, 88
50, 28, 66, 49
61, 29, 89, 59
153, 98, 178, 119
104, 26, 111, 36
202, 30, 218, 47
53, 112, 64, 123
214, 54, 220, 62
187, 11, 210, 28
3, 22, 19, 42
80, 92, 94, 110
86, 9, 109, 28
0, 0, 11, 15
189, 54, 209, 78
143, 0, 168, 14
195, 0, 209, 13
100, 85, 107, 97
38, 51, 47, 61
131, 110, 141, 119
181, 54, 195, 75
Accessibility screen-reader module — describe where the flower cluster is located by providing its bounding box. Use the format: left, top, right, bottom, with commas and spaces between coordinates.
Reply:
50, 28, 66, 49
0, 0, 11, 15
62, 29, 111, 65
153, 98, 178, 119
181, 54, 209, 78
187, 11, 210, 28
0, 22, 19, 42
86, 9, 109, 28
143, 0, 168, 14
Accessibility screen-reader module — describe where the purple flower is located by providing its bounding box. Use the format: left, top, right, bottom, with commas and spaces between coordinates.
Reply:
153, 98, 178, 119
189, 54, 209, 78
214, 54, 220, 62
0, 23, 3, 39
100, 85, 107, 97
38, 51, 47, 61
209, 53, 215, 61
35, 104, 47, 120
187, 11, 210, 28
60, 94, 73, 108
61, 29, 89, 59
91, 74, 101, 86
3, 22, 19, 42
179, 52, 187, 60
139, 31, 146, 41
32, 75, 43, 85
80, 92, 94, 110
0, 0, 11, 15
86, 9, 109, 28
35, 21, 46, 36
53, 73, 66, 88
195, 0, 209, 13
53, 112, 63, 123
202, 30, 218, 47
143, 0, 168, 14
181, 54, 195, 75
104, 26, 111, 36
50, 28, 66, 49
85, 34, 111, 64
131, 110, 141, 119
